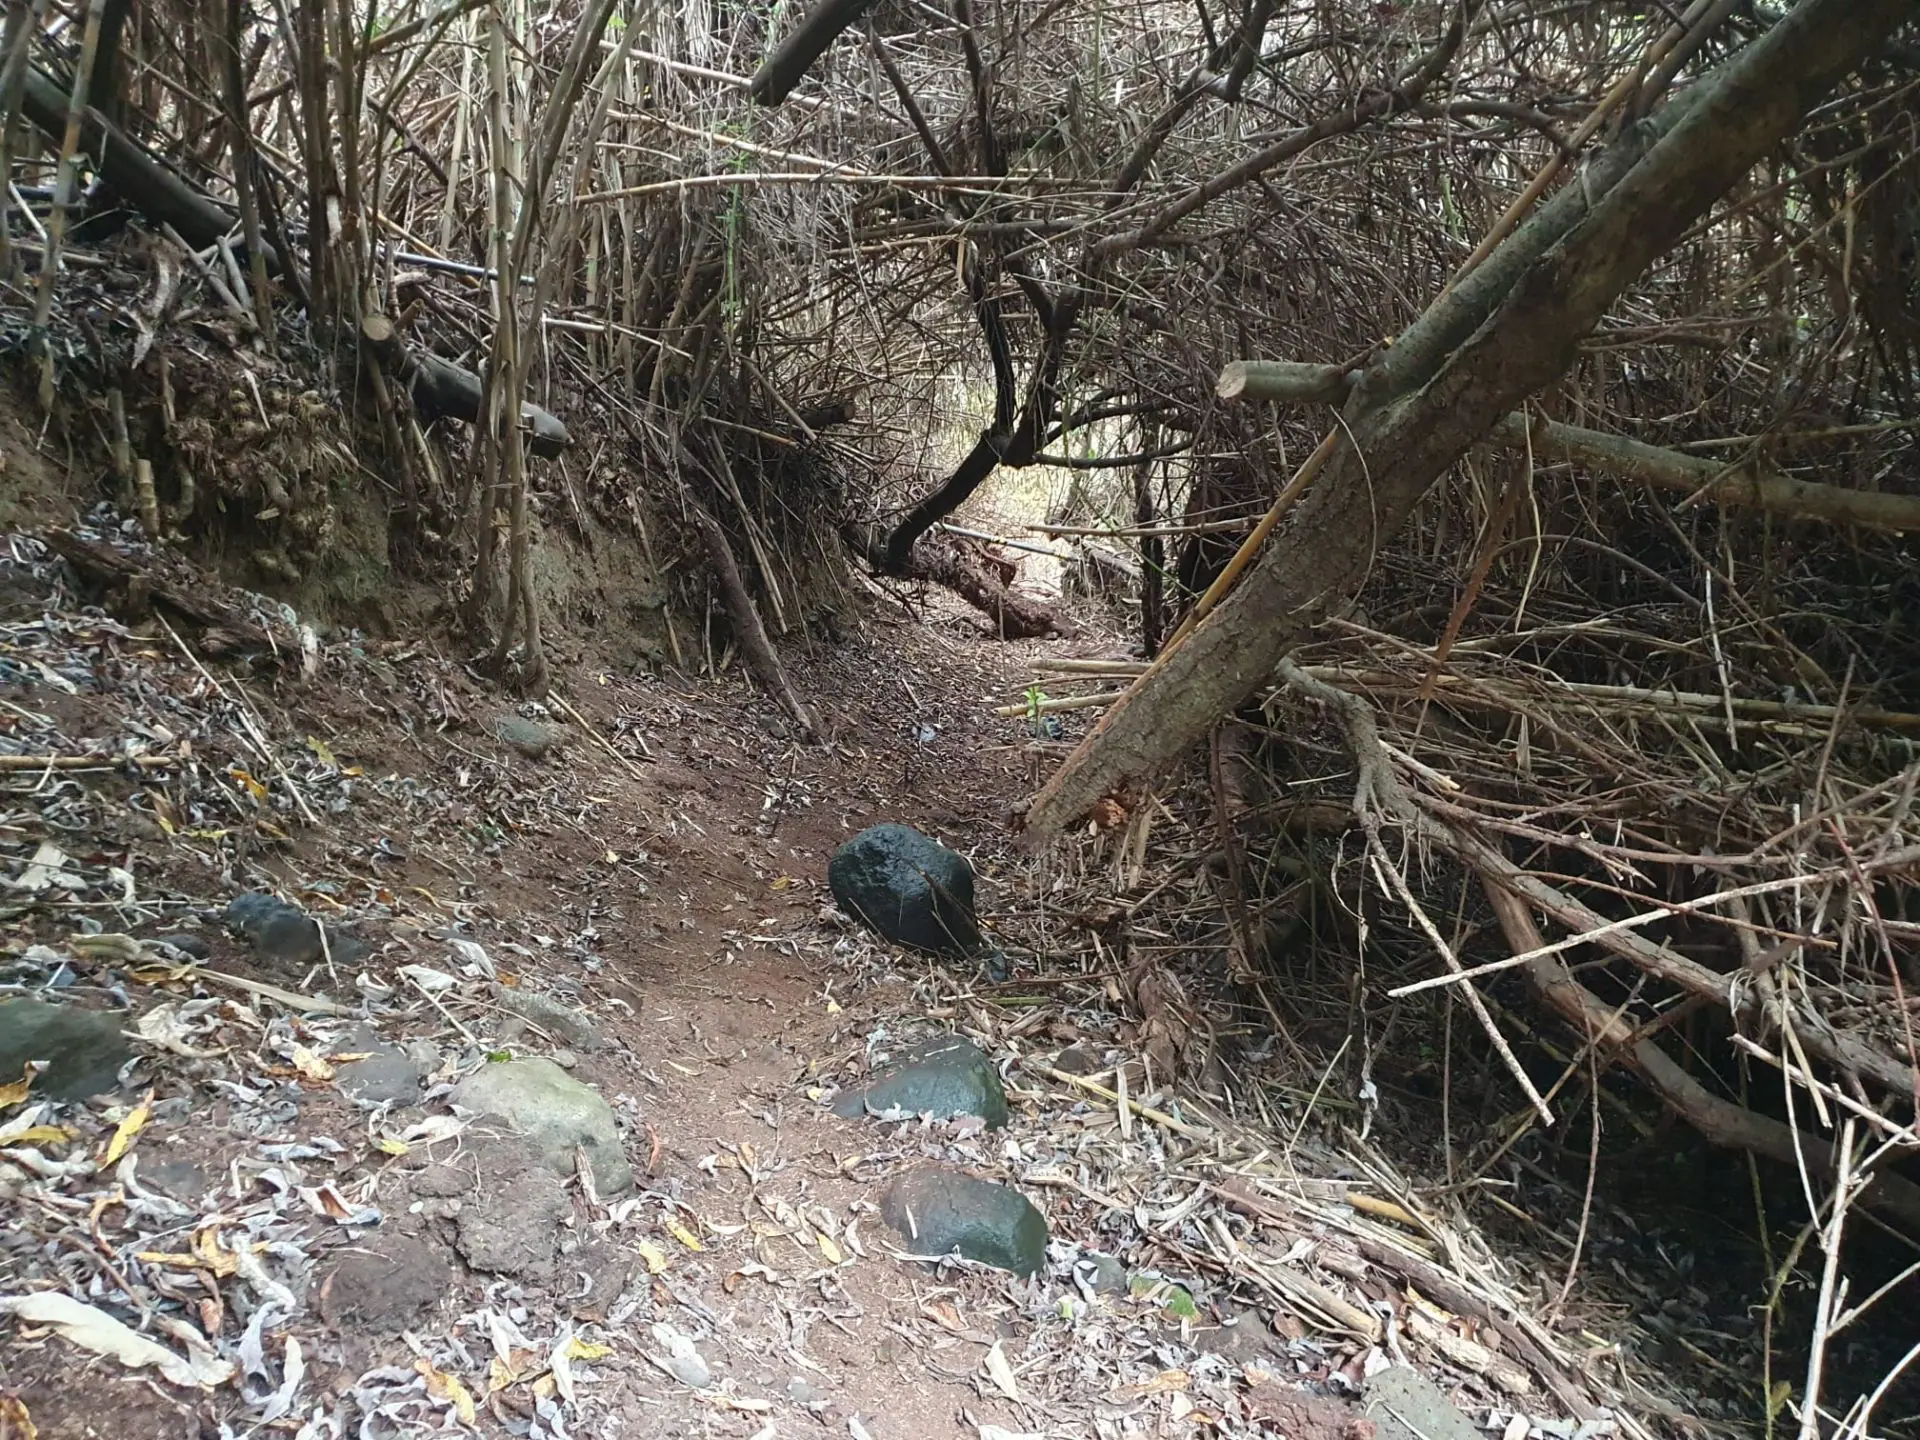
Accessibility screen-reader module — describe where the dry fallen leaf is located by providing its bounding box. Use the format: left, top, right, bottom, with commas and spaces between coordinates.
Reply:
2, 1126, 69, 1149
983, 1341, 1023, 1404
290, 1045, 335, 1082
0, 1392, 36, 1440
0, 1071, 33, 1109
101, 1092, 154, 1166
637, 1240, 670, 1274
414, 1359, 477, 1426
665, 1217, 704, 1252
0, 1292, 235, 1389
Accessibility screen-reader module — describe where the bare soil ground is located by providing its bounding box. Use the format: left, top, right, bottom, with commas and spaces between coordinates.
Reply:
0, 523, 1692, 1440
0, 537, 1262, 1440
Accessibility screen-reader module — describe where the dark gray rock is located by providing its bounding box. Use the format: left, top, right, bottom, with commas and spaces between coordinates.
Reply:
1363, 1367, 1481, 1440
880, 1167, 1047, 1277
493, 986, 604, 1051
455, 1165, 570, 1277
139, 1155, 209, 1203
492, 714, 567, 760
225, 893, 368, 971
322, 1232, 455, 1331
834, 1035, 1008, 1128
151, 932, 211, 960
0, 997, 133, 1100
335, 1025, 427, 1107
1052, 1046, 1101, 1076
410, 1160, 477, 1198
451, 1057, 632, 1194
1195, 1305, 1275, 1364
827, 824, 981, 957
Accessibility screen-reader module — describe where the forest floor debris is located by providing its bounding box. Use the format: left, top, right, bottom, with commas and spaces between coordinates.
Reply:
0, 523, 1742, 1439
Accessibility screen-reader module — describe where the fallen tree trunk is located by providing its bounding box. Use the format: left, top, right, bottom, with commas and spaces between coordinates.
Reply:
360, 315, 570, 458
1024, 0, 1911, 839
1217, 360, 1920, 532
845, 523, 1072, 638
915, 536, 1067, 639
13, 70, 570, 455
43, 528, 314, 667
18, 68, 247, 257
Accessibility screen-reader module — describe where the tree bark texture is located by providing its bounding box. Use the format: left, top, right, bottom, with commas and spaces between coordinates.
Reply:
748, 0, 875, 105
1217, 364, 1920, 531
1023, 0, 1912, 839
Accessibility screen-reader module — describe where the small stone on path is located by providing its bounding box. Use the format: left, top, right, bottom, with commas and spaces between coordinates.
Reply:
334, 1024, 428, 1107
450, 1056, 632, 1194
225, 892, 368, 971
0, 997, 133, 1100
493, 985, 604, 1050
492, 714, 567, 760
834, 1034, 1008, 1128
828, 823, 982, 957
1363, 1367, 1481, 1440
880, 1167, 1048, 1277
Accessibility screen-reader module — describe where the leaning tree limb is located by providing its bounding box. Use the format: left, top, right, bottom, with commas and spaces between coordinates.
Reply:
689, 489, 820, 740
1216, 361, 1920, 532
1022, 0, 1912, 840
747, 0, 876, 105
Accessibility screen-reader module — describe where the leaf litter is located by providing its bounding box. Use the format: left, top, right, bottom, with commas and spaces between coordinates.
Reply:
0, 524, 1698, 1440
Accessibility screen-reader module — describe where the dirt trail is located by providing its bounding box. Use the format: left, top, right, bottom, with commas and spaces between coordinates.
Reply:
0, 548, 1167, 1439
0, 537, 1612, 1440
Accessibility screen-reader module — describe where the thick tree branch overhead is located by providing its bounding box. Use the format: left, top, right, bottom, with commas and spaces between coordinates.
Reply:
1023, 0, 1915, 839
748, 0, 877, 105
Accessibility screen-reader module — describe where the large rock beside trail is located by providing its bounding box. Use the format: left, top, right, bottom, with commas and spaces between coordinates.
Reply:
450, 1057, 632, 1194
834, 1035, 1008, 1128
881, 1167, 1048, 1277
0, 997, 133, 1099
828, 824, 981, 957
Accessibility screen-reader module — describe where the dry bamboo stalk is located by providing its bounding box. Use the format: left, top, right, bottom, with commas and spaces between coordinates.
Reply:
29, 0, 106, 350
1160, 427, 1342, 652
1041, 1064, 1213, 1140
0, 0, 52, 282
0, 751, 181, 770
575, 169, 1116, 205
133, 458, 160, 538
438, 8, 475, 254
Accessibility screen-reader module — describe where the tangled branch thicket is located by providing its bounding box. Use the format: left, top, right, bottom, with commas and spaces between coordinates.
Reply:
5, 0, 1920, 1425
